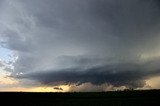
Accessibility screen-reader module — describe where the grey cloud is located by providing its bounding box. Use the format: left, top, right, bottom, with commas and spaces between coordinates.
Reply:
4, 67, 13, 72
53, 87, 63, 91
68, 83, 125, 92
1, 0, 160, 89
0, 61, 4, 67
2, 0, 160, 56
13, 57, 160, 88
0, 60, 13, 72
1, 29, 34, 52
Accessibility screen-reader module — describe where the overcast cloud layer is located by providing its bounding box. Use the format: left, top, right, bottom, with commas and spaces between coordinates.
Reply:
1, 0, 160, 90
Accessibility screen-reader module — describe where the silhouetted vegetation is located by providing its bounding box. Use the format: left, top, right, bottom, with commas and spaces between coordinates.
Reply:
0, 90, 160, 106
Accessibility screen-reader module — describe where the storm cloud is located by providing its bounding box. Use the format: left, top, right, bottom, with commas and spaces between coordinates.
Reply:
53, 87, 63, 91
13, 57, 160, 88
1, 0, 160, 90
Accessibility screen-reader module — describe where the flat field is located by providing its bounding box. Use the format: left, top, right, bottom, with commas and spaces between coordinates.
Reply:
0, 90, 160, 106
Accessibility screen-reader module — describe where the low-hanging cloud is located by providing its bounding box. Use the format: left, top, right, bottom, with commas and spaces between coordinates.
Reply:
53, 87, 63, 91
1, 0, 160, 90
13, 57, 160, 88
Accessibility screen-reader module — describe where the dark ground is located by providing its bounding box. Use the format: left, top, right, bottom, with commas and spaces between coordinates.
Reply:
0, 90, 160, 106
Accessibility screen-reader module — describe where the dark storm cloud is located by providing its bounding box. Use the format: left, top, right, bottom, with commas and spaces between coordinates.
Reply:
91, 0, 160, 55
54, 87, 63, 91
1, 0, 160, 89
14, 57, 160, 88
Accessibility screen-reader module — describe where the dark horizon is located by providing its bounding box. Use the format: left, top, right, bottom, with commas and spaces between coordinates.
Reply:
0, 89, 160, 105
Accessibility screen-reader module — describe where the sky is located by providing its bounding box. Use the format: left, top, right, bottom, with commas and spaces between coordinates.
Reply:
1, 0, 160, 92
